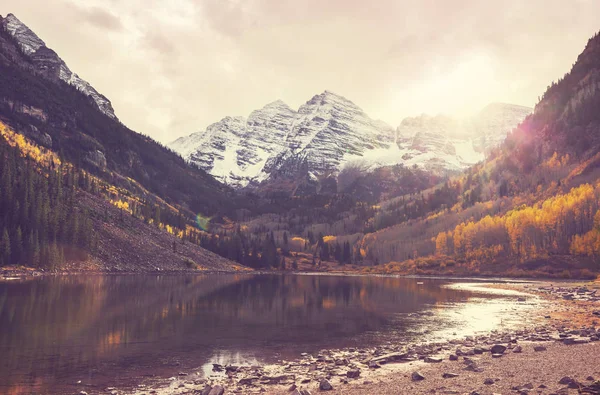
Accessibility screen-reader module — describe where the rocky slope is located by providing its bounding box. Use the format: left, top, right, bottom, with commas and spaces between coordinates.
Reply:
0, 13, 117, 120
171, 95, 531, 188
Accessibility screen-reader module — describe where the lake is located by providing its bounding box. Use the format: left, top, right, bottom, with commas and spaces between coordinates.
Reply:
0, 274, 535, 394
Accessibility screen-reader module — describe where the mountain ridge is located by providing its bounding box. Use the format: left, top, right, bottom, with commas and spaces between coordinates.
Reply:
170, 93, 531, 188
0, 13, 118, 120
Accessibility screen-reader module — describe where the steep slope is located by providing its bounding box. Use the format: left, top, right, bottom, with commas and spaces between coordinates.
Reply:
279, 91, 395, 174
0, 13, 235, 217
170, 100, 296, 186
0, 120, 244, 273
1, 13, 117, 120
171, 95, 529, 189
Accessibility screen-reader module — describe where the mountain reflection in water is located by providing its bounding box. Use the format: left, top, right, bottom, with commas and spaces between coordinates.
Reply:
0, 274, 531, 394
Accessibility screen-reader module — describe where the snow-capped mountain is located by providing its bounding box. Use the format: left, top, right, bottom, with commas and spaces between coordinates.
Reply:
171, 91, 396, 187
390, 103, 533, 172
471, 103, 533, 152
397, 103, 532, 170
171, 93, 531, 188
0, 13, 118, 120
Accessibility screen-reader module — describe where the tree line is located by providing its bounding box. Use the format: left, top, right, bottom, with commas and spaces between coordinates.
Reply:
0, 137, 94, 268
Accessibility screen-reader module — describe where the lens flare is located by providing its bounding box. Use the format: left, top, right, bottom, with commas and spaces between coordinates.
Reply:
196, 214, 211, 231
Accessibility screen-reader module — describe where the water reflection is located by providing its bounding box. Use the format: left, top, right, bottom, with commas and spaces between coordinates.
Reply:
0, 274, 526, 394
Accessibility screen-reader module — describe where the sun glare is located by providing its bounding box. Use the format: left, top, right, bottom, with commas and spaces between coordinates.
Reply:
389, 53, 497, 119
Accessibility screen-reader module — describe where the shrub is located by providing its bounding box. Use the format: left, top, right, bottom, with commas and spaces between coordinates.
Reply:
184, 258, 197, 269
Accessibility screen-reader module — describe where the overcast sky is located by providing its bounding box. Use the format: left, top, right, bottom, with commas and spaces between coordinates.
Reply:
3, 0, 600, 143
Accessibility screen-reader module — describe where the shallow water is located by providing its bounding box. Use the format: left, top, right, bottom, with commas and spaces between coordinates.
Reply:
0, 274, 535, 394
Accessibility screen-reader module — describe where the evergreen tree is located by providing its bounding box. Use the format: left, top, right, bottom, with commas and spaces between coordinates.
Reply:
0, 228, 10, 266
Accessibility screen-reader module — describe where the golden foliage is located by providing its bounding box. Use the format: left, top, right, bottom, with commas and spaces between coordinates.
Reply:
0, 121, 60, 167
323, 235, 337, 243
450, 183, 599, 263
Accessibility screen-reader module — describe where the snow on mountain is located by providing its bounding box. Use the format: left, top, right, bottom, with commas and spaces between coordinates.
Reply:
171, 91, 396, 187
471, 103, 533, 153
170, 100, 297, 186
280, 91, 395, 174
0, 13, 118, 120
171, 95, 531, 188
393, 103, 532, 172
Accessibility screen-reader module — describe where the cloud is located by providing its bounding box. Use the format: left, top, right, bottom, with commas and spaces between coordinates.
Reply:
72, 5, 123, 32
2, 0, 600, 144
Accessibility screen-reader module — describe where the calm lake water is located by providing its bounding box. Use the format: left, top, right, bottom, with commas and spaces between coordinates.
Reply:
0, 274, 535, 394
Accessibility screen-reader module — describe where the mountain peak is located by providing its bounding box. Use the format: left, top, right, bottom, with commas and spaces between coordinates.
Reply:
303, 90, 362, 113
319, 90, 348, 100
0, 12, 118, 121
1, 13, 45, 56
261, 99, 291, 110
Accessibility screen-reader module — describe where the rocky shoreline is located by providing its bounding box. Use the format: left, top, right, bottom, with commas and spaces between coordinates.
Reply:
112, 280, 600, 395
0, 266, 247, 280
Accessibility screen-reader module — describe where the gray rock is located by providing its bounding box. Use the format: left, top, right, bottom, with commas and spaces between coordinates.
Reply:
563, 337, 590, 345
200, 385, 212, 395
484, 378, 495, 385
238, 377, 259, 385
319, 379, 333, 391
208, 385, 224, 395
490, 344, 507, 354
370, 352, 410, 364
367, 360, 380, 369
411, 371, 425, 381
533, 345, 547, 352
513, 345, 523, 353
512, 383, 534, 391
84, 149, 107, 169
464, 364, 484, 373
335, 358, 348, 366
346, 369, 360, 378
442, 372, 459, 378
23, 124, 52, 147
449, 354, 458, 361
559, 376, 574, 385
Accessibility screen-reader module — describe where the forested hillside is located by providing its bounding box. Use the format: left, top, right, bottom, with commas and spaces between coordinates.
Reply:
0, 120, 244, 272
203, 31, 600, 278
358, 31, 600, 277
0, 124, 93, 268
2, 10, 599, 278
